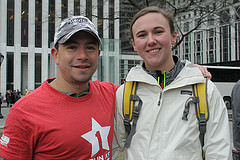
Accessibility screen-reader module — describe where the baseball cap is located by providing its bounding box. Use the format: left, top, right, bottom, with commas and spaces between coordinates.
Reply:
53, 16, 101, 47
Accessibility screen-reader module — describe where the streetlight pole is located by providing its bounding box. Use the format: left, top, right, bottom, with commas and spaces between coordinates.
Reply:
0, 53, 4, 119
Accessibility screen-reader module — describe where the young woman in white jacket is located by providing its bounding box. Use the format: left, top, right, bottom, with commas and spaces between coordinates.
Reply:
113, 6, 231, 160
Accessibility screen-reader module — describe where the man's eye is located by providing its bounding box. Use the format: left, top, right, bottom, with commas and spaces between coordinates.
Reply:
67, 45, 77, 49
87, 46, 97, 50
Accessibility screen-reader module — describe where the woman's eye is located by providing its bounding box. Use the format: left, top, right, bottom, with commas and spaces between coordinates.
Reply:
155, 30, 163, 34
137, 34, 146, 38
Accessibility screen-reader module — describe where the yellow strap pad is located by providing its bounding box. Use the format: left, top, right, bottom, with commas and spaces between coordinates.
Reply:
123, 81, 137, 121
193, 77, 209, 120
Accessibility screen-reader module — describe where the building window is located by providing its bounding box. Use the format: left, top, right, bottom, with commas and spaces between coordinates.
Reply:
98, 0, 103, 38
236, 6, 240, 21
7, 52, 14, 91
74, 0, 80, 15
184, 22, 189, 32
7, 0, 14, 46
48, 0, 55, 48
109, 0, 114, 39
194, 32, 202, 57
35, 53, 42, 89
220, 25, 231, 62
194, 18, 201, 28
86, 0, 92, 20
21, 53, 28, 93
220, 9, 230, 24
35, 0, 42, 47
235, 22, 240, 61
206, 28, 216, 63
21, 0, 28, 47
183, 35, 191, 61
62, 0, 68, 19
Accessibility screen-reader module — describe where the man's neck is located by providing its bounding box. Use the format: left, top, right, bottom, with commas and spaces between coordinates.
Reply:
50, 78, 89, 95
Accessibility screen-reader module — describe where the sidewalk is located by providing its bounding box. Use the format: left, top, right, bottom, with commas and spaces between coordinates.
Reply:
0, 103, 10, 129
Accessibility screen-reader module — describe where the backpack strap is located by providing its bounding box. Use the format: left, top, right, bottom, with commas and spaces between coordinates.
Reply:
193, 77, 209, 159
123, 81, 142, 148
182, 77, 208, 159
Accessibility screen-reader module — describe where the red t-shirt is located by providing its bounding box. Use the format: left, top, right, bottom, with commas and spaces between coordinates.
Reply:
0, 79, 119, 160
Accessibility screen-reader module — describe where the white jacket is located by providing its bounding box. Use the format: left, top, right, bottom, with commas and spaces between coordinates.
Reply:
113, 61, 231, 160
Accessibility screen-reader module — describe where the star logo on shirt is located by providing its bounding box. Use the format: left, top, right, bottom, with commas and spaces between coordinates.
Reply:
81, 118, 110, 157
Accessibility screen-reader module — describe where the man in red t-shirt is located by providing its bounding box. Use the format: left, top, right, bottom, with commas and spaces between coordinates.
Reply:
0, 16, 119, 160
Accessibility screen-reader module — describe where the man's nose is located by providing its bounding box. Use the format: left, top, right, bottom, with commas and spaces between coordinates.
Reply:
76, 48, 88, 60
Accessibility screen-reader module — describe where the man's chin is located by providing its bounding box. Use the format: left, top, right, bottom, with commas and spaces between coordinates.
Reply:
73, 76, 92, 84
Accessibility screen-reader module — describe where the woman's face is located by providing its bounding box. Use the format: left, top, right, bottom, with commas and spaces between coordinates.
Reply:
131, 12, 177, 71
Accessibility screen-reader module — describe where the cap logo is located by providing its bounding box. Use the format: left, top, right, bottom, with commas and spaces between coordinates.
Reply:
54, 16, 101, 47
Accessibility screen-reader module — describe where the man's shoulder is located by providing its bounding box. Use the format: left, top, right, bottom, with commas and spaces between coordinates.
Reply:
91, 80, 120, 90
12, 81, 49, 109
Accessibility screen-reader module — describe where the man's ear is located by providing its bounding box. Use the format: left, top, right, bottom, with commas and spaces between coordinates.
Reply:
98, 49, 101, 56
51, 48, 59, 65
131, 39, 137, 52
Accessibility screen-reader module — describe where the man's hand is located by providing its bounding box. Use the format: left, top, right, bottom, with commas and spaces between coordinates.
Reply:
194, 64, 212, 80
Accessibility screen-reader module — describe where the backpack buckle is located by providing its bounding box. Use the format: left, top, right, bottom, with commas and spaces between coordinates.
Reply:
124, 117, 131, 134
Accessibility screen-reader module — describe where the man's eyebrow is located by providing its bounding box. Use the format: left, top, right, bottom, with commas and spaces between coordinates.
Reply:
86, 41, 98, 45
63, 39, 79, 45
63, 39, 98, 46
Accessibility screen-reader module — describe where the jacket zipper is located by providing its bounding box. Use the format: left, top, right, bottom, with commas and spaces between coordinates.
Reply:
158, 92, 162, 106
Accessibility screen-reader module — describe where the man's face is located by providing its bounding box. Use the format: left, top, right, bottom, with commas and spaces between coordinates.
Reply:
52, 31, 100, 84
131, 12, 177, 71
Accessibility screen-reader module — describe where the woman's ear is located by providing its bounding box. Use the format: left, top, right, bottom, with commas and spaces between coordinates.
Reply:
131, 39, 137, 52
171, 31, 177, 45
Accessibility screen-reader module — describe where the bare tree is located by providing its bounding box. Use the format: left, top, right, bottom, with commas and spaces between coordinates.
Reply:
122, 0, 238, 51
